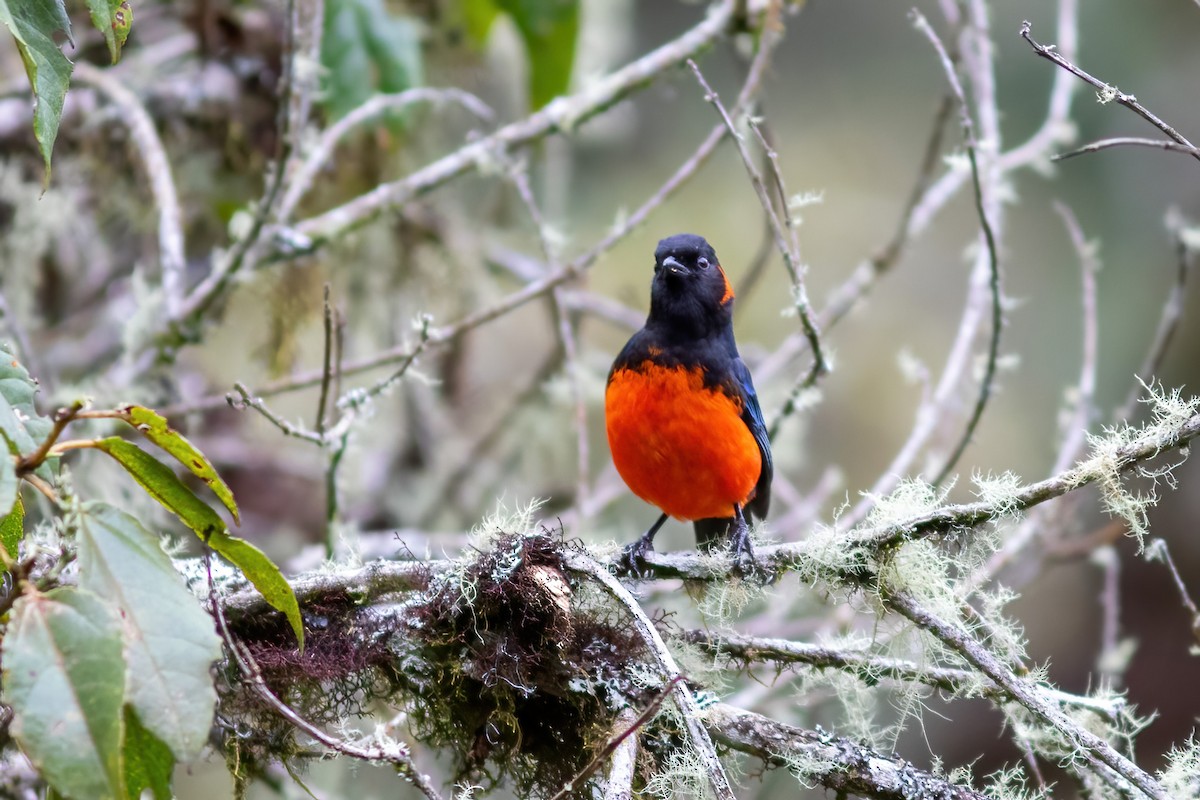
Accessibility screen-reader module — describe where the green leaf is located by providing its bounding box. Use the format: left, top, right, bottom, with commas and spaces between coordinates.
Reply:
0, 492, 22, 574
207, 526, 305, 651
321, 0, 423, 122
91, 438, 304, 650
2, 587, 126, 800
496, 0, 578, 108
123, 405, 240, 523
86, 0, 132, 64
0, 345, 53, 455
78, 503, 222, 761
122, 707, 173, 800
93, 438, 227, 537
0, 451, 15, 531
460, 0, 500, 44
0, 0, 74, 180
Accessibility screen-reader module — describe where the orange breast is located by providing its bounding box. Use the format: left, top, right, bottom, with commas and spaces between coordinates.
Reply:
605, 362, 761, 520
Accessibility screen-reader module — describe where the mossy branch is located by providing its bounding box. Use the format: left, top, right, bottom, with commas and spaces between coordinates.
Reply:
708, 703, 994, 800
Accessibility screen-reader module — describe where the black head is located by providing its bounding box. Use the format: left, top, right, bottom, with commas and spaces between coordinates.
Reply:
648, 234, 735, 338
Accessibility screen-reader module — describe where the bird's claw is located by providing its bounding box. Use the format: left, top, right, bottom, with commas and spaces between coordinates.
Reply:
616, 536, 655, 578
728, 520, 762, 580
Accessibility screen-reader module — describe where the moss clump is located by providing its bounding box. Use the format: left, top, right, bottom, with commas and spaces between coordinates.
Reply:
216, 593, 405, 785
212, 529, 682, 797
401, 529, 654, 798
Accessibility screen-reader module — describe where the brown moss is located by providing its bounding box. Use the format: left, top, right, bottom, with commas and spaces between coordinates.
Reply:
214, 529, 666, 798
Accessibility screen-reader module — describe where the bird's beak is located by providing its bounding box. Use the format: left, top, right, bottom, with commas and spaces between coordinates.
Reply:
662, 256, 685, 275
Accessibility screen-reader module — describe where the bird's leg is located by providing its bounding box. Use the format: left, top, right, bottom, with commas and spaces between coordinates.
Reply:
619, 513, 668, 576
730, 503, 757, 576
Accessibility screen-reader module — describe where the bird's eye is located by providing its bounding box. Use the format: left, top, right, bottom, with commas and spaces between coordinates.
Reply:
697, 257, 710, 270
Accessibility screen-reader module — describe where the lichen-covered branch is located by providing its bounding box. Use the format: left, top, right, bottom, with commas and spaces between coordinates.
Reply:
707, 703, 994, 800
886, 590, 1168, 800
681, 630, 1125, 720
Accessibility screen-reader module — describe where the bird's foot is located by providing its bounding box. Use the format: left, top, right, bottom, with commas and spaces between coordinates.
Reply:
616, 535, 656, 578
728, 519, 761, 579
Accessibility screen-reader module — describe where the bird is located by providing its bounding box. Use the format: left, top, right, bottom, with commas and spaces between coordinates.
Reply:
605, 233, 771, 573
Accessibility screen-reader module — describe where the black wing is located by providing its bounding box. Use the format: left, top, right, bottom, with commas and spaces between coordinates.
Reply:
733, 357, 772, 521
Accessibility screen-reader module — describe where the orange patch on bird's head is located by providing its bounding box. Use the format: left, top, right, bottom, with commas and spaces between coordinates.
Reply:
717, 263, 734, 305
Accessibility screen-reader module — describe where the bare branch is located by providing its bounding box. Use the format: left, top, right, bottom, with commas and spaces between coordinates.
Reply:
819, 94, 955, 331
1052, 202, 1100, 474
1116, 218, 1195, 423
602, 710, 639, 800
964, 202, 1100, 592
72, 62, 186, 317
1055, 136, 1200, 162
1020, 21, 1200, 163
167, 0, 324, 345
278, 88, 494, 222
315, 284, 335, 436
912, 11, 1004, 488
286, 0, 743, 251
1145, 538, 1200, 646
686, 55, 827, 390
1094, 546, 1124, 687
227, 383, 324, 444
506, 163, 590, 515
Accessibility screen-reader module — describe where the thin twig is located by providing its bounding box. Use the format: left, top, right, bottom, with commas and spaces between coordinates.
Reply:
1018, 735, 1049, 792
1020, 21, 1200, 163
15, 401, 84, 475
602, 710, 639, 800
1054, 136, 1200, 162
564, 552, 736, 800
418, 349, 562, 527
757, 91, 956, 424
507, 163, 590, 516
1145, 538, 1200, 646
913, 11, 1004, 488
1115, 219, 1195, 423
819, 94, 955, 332
687, 55, 827, 388
72, 62, 186, 317
205, 551, 442, 799
1053, 202, 1099, 473
335, 315, 432, 411
1000, 0, 1081, 170
1094, 546, 1124, 688
22, 474, 57, 503
966, 202, 1099, 592
315, 284, 335, 436
887, 590, 1167, 800
733, 129, 783, 301
548, 680, 680, 800
228, 383, 324, 444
